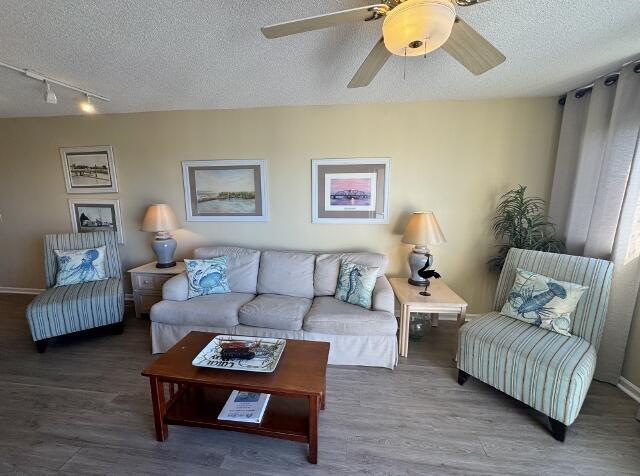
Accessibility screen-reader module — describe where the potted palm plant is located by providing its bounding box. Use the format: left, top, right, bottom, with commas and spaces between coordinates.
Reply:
488, 185, 566, 271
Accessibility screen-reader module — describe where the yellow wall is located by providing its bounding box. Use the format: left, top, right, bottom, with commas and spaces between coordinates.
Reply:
622, 300, 640, 387
0, 98, 561, 313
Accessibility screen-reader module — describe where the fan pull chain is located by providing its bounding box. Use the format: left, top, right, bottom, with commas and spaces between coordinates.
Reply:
424, 38, 427, 58
403, 47, 407, 80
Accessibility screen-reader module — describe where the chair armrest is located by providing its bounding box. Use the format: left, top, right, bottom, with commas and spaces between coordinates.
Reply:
162, 272, 188, 301
372, 276, 394, 314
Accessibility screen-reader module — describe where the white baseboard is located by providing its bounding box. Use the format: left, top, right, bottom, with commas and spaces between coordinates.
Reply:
0, 286, 134, 302
618, 376, 640, 404
0, 286, 43, 295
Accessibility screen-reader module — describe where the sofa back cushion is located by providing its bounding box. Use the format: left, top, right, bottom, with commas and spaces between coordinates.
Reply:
194, 246, 260, 294
314, 252, 388, 296
257, 251, 316, 299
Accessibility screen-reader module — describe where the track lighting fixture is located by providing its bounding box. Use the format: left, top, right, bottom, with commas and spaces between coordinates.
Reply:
44, 81, 57, 104
79, 94, 96, 114
0, 59, 110, 112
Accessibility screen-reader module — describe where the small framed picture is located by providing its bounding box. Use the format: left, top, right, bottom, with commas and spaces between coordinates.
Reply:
182, 160, 269, 222
68, 199, 124, 244
60, 146, 118, 193
312, 158, 390, 224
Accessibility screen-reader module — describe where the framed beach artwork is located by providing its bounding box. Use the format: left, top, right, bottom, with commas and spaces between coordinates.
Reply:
68, 199, 124, 244
311, 158, 390, 224
182, 160, 269, 221
60, 146, 118, 193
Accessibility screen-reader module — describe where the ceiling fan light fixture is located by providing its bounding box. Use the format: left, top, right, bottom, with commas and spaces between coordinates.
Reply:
382, 0, 456, 57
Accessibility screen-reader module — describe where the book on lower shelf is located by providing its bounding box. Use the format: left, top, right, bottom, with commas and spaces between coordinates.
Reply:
218, 390, 271, 424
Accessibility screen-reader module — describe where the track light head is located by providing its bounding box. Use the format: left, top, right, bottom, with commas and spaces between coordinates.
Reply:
79, 94, 96, 114
44, 81, 57, 104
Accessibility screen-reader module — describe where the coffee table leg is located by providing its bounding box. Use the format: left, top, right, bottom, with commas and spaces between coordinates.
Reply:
149, 377, 168, 441
308, 394, 320, 464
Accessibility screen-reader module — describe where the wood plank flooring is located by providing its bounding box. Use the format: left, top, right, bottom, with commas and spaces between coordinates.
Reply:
1, 293, 638, 475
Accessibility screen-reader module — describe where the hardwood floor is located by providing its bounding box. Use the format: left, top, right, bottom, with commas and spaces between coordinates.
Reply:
1, 293, 638, 475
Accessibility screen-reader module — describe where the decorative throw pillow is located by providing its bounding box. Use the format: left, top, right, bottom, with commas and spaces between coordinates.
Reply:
54, 246, 107, 287
500, 268, 588, 336
184, 257, 231, 298
334, 261, 379, 310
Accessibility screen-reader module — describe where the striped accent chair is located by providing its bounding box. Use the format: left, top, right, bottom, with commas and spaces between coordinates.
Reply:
457, 248, 613, 442
26, 232, 125, 352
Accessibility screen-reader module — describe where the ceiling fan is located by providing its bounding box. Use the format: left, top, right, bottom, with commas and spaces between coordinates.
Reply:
261, 0, 505, 88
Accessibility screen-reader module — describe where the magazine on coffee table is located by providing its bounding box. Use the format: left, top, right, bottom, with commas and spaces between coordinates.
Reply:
218, 390, 271, 424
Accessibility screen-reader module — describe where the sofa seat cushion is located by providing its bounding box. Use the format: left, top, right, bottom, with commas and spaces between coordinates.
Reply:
27, 277, 124, 341
257, 251, 316, 299
303, 296, 397, 336
239, 294, 312, 331
458, 312, 596, 426
150, 292, 254, 327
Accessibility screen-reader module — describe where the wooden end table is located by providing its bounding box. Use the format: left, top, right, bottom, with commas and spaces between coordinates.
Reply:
141, 332, 329, 464
389, 277, 468, 359
128, 261, 186, 318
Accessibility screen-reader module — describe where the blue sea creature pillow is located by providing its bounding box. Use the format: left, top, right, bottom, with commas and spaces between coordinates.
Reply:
184, 257, 231, 298
500, 268, 588, 336
54, 246, 107, 287
334, 261, 379, 310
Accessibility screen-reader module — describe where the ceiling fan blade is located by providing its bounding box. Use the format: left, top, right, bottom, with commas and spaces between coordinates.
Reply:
455, 0, 491, 6
441, 17, 505, 75
261, 4, 389, 39
348, 38, 391, 88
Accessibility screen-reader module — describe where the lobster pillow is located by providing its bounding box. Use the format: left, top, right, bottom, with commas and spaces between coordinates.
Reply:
334, 261, 379, 310
500, 268, 588, 336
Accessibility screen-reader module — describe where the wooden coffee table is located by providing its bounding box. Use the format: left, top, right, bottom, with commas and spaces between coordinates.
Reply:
141, 331, 329, 464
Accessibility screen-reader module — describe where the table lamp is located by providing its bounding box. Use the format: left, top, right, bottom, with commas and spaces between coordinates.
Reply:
401, 211, 446, 286
141, 204, 180, 268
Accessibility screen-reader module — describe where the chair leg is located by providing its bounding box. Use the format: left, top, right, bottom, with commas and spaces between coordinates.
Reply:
549, 417, 567, 442
457, 369, 469, 386
35, 339, 49, 353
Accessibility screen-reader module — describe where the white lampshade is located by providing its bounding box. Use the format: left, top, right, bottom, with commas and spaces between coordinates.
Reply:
402, 211, 446, 246
382, 0, 456, 57
141, 204, 179, 232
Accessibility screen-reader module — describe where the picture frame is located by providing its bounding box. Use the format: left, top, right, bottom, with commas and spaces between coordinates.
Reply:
68, 199, 124, 244
311, 158, 390, 224
182, 160, 269, 222
60, 146, 118, 193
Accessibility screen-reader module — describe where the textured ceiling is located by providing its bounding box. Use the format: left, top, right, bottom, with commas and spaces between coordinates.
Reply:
0, 0, 638, 117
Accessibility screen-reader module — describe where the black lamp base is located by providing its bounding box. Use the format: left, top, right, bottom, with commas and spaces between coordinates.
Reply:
155, 261, 176, 269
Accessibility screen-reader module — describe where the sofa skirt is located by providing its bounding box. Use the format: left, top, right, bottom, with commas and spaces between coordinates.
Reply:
303, 332, 397, 369
151, 322, 237, 354
151, 322, 398, 369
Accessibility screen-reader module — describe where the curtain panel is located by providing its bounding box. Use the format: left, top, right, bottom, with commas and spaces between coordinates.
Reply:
549, 59, 640, 384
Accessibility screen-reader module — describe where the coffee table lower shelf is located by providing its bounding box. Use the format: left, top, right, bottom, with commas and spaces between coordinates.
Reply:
149, 380, 322, 463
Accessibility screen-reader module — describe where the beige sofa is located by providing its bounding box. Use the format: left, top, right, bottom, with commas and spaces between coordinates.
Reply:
150, 246, 398, 369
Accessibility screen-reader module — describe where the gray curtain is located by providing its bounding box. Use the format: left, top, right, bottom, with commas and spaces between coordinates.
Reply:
549, 59, 640, 384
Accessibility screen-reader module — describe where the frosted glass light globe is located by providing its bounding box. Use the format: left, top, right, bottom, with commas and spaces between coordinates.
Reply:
383, 0, 456, 57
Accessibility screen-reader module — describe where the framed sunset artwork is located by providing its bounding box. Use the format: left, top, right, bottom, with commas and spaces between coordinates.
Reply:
312, 158, 390, 224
